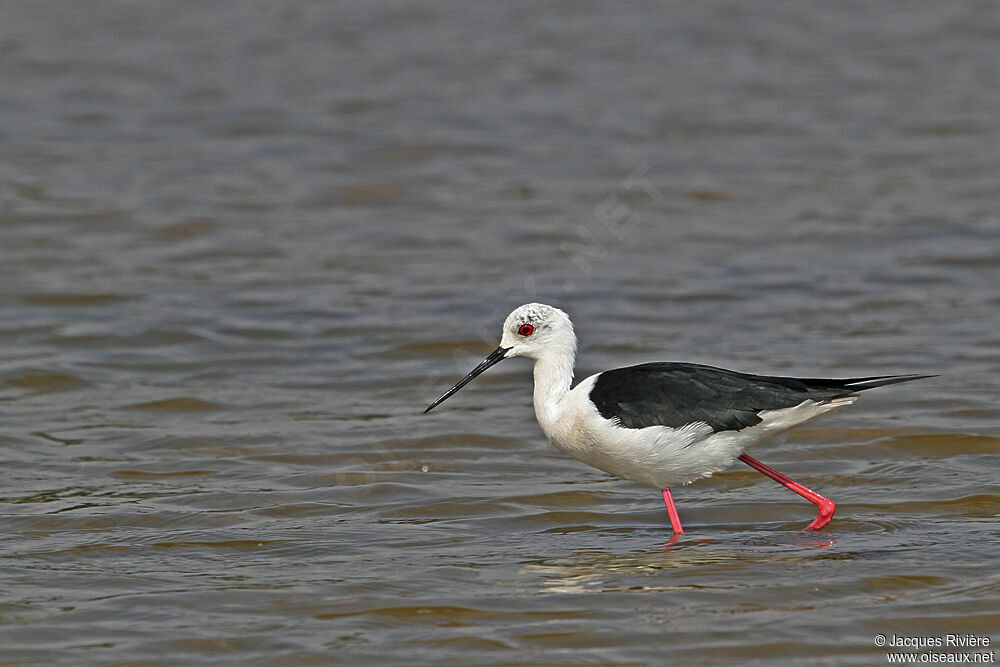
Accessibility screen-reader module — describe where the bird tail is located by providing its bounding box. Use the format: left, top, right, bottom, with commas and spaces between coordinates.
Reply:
841, 374, 936, 392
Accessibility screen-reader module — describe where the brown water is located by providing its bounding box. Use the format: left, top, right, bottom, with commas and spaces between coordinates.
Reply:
1, 2, 999, 664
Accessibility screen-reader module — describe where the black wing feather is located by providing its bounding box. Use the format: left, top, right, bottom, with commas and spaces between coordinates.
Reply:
589, 362, 931, 432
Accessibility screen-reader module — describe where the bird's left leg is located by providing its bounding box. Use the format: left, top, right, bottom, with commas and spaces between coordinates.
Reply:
661, 488, 684, 535
737, 454, 836, 531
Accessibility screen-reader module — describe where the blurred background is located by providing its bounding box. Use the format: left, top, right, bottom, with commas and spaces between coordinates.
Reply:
1, 1, 997, 664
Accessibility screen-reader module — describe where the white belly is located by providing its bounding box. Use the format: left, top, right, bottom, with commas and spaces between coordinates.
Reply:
535, 376, 854, 488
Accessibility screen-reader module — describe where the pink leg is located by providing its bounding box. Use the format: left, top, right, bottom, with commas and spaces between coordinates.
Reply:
738, 454, 836, 531
661, 488, 684, 535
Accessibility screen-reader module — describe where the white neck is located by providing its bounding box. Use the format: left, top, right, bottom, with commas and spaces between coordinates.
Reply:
531, 342, 576, 427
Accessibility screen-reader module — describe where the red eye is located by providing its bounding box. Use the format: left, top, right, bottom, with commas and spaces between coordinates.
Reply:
518, 323, 534, 336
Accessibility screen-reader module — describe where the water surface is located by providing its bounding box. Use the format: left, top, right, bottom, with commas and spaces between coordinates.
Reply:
1, 2, 998, 664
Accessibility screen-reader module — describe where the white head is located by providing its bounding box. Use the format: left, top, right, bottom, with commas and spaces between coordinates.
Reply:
424, 303, 577, 412
498, 303, 576, 361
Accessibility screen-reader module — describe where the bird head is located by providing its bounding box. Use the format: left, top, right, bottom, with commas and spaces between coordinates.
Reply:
424, 303, 576, 412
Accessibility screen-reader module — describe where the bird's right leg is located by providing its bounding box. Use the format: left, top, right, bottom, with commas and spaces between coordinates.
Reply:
661, 487, 684, 535
737, 454, 836, 530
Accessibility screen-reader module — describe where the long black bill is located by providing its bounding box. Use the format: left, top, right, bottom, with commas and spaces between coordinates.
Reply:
424, 346, 511, 413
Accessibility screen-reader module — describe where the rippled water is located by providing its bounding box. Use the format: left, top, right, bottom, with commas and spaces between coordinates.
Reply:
1, 2, 999, 664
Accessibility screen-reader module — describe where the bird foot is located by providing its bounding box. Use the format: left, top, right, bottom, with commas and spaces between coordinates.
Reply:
802, 497, 836, 531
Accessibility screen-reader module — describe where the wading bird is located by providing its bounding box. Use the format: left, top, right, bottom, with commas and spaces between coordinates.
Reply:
424, 303, 930, 535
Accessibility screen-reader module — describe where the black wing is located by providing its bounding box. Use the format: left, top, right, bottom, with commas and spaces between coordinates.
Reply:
589, 362, 930, 432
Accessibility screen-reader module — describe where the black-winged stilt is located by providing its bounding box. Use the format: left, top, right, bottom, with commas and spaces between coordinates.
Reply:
424, 303, 931, 535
